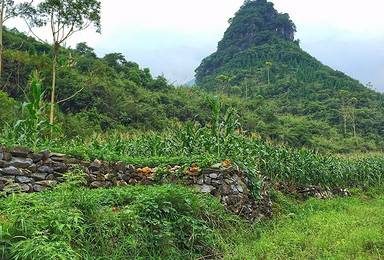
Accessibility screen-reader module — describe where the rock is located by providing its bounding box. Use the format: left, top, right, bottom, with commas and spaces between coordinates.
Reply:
50, 152, 66, 158
27, 164, 37, 172
16, 176, 32, 184
89, 159, 102, 171
66, 158, 81, 164
200, 185, 215, 193
114, 161, 126, 172
38, 166, 54, 174
1, 147, 12, 162
0, 160, 8, 168
2, 176, 15, 182
80, 161, 91, 167
9, 157, 33, 168
236, 184, 244, 193
212, 163, 222, 168
205, 177, 212, 185
116, 180, 127, 186
33, 184, 45, 192
32, 172, 48, 181
52, 171, 64, 177
90, 181, 105, 188
120, 173, 130, 182
51, 162, 67, 173
6, 184, 22, 192
46, 174, 56, 180
35, 180, 57, 187
0, 166, 24, 176
209, 173, 219, 179
231, 184, 239, 194
28, 153, 44, 163
197, 178, 204, 185
128, 179, 138, 185
10, 147, 30, 157
0, 176, 8, 183
5, 183, 30, 192
104, 172, 116, 181
20, 184, 31, 192
51, 156, 66, 162
39, 149, 51, 160
126, 165, 137, 173
212, 179, 224, 186
219, 185, 231, 195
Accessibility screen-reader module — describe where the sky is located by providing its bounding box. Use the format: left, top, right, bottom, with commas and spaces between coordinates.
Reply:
8, 0, 384, 92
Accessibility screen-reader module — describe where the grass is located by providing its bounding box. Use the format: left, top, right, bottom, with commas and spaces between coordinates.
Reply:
0, 176, 232, 260
220, 186, 384, 259
1, 172, 384, 259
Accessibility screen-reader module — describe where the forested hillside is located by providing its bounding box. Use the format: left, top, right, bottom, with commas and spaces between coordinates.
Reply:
1, 0, 384, 153
195, 0, 384, 152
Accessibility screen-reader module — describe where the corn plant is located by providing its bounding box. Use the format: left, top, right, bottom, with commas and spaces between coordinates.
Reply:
205, 96, 241, 157
13, 70, 59, 150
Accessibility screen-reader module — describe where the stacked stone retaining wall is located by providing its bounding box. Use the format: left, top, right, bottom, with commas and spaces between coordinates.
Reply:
0, 146, 272, 221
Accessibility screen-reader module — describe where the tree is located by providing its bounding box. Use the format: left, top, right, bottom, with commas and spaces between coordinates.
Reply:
22, 0, 101, 133
348, 97, 358, 137
215, 74, 233, 95
0, 0, 32, 78
338, 90, 349, 136
265, 61, 272, 84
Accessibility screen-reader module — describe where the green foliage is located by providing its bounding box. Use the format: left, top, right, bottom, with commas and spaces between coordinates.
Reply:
0, 181, 230, 259
195, 0, 384, 152
220, 186, 384, 259
0, 91, 18, 129
1, 27, 383, 153
13, 71, 58, 150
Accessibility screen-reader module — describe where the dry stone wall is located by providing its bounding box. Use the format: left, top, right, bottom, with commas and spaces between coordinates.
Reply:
0, 146, 271, 221
0, 146, 350, 221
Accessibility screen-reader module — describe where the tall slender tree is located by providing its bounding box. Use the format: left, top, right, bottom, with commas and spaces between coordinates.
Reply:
265, 61, 272, 85
22, 0, 101, 132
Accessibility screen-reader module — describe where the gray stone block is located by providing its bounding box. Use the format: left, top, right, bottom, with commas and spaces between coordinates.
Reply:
16, 176, 32, 183
10, 147, 30, 157
10, 157, 33, 168
0, 166, 24, 176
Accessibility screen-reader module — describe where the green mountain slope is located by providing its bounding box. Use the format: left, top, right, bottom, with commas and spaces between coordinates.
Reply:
195, 0, 384, 149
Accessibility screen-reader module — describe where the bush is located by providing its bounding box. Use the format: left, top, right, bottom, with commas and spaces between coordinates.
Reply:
0, 181, 230, 259
0, 91, 18, 129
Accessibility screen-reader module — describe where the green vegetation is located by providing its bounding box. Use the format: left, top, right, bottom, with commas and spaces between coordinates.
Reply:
1, 173, 383, 259
195, 0, 384, 152
1, 0, 384, 258
1, 23, 384, 153
0, 175, 230, 259
220, 186, 384, 259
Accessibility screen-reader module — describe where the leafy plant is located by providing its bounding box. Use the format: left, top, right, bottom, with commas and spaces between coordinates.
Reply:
13, 70, 58, 150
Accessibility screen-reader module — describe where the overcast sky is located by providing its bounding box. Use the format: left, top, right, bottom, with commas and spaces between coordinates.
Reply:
8, 0, 384, 92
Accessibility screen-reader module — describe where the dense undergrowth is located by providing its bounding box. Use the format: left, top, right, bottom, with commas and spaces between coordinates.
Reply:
0, 175, 231, 260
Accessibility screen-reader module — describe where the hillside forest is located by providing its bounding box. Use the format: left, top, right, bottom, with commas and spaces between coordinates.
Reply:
0, 1, 383, 153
